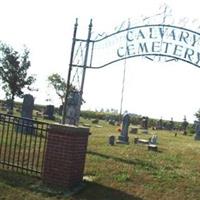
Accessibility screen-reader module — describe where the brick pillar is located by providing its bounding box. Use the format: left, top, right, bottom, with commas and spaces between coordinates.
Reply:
42, 124, 90, 188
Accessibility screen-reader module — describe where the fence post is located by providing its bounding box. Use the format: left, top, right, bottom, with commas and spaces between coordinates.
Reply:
42, 124, 90, 188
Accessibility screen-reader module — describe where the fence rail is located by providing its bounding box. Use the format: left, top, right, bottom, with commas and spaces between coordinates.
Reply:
0, 112, 50, 176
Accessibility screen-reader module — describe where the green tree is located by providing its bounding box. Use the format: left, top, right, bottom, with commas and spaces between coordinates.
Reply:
47, 73, 67, 106
0, 42, 36, 113
48, 73, 76, 106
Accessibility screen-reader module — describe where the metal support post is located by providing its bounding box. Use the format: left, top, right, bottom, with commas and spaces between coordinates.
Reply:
62, 18, 78, 124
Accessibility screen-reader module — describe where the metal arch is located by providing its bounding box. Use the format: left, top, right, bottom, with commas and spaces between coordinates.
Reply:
71, 53, 200, 69
87, 24, 200, 69
90, 24, 200, 43
63, 19, 200, 125
71, 24, 200, 70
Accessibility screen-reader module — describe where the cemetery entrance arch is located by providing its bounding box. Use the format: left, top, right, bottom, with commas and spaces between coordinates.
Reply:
62, 18, 200, 125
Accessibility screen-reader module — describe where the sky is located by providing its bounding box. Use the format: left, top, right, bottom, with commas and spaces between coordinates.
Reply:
1, 0, 200, 122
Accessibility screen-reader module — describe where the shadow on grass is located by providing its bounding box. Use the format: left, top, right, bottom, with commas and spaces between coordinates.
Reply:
87, 150, 158, 170
0, 169, 143, 200
0, 168, 38, 188
0, 169, 61, 196
74, 181, 143, 200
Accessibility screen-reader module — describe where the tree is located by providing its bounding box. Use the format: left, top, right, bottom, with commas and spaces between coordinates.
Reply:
0, 42, 36, 113
47, 73, 67, 106
48, 73, 76, 106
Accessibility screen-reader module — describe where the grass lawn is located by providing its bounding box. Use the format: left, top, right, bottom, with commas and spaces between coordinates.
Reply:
0, 118, 200, 200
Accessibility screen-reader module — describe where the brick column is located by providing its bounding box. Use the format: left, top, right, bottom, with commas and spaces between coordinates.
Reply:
42, 124, 90, 188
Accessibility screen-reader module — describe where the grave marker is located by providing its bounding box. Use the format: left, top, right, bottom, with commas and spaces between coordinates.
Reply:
118, 112, 130, 144
17, 94, 35, 134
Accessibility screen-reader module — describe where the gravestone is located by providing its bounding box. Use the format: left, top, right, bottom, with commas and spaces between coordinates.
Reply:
6, 99, 13, 114
148, 144, 158, 151
21, 94, 34, 118
169, 118, 174, 131
65, 91, 81, 125
108, 119, 116, 125
130, 127, 138, 134
141, 116, 148, 134
17, 94, 35, 134
182, 116, 188, 135
43, 105, 55, 120
148, 134, 158, 151
149, 135, 158, 145
194, 121, 200, 140
118, 112, 130, 144
141, 116, 148, 129
109, 135, 115, 145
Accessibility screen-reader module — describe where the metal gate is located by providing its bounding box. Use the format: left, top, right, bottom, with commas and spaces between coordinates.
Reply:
0, 112, 49, 176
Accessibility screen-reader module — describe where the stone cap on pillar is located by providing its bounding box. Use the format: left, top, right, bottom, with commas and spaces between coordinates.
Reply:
48, 123, 90, 135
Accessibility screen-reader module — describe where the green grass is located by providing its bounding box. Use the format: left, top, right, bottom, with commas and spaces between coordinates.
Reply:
1, 118, 200, 199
